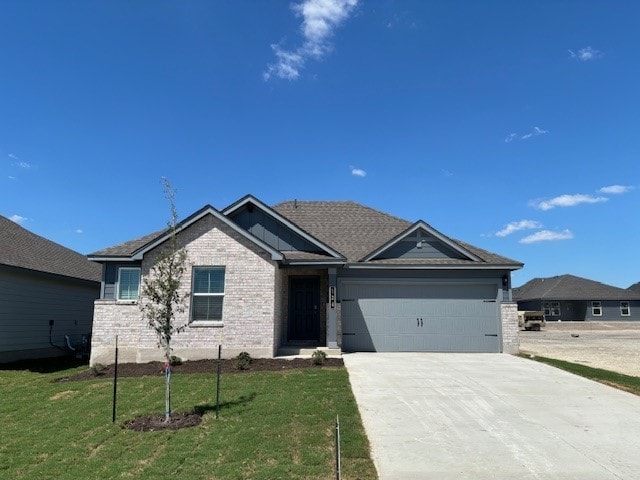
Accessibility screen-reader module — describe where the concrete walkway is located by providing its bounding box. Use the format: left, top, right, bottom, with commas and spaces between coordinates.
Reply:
344, 353, 640, 480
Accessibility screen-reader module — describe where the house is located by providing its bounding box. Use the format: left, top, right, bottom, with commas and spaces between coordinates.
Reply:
629, 282, 640, 293
514, 274, 640, 322
88, 195, 523, 365
0, 215, 101, 363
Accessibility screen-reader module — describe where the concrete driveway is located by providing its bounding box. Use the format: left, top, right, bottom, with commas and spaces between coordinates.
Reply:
344, 353, 640, 480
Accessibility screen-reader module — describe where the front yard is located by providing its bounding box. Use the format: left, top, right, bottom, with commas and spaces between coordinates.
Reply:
0, 358, 376, 480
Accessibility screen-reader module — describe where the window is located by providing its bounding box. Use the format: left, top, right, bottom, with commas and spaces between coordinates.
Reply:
191, 267, 225, 322
118, 267, 141, 300
543, 301, 560, 316
591, 301, 602, 316
620, 301, 630, 316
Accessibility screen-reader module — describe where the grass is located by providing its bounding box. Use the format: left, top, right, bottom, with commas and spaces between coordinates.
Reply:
0, 359, 376, 480
521, 354, 640, 396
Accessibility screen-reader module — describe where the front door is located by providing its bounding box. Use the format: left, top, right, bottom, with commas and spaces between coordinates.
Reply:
288, 277, 320, 342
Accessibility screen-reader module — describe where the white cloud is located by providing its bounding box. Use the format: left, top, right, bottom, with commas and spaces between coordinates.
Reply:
504, 127, 548, 142
441, 169, 453, 177
264, 0, 359, 81
8, 176, 16, 181
9, 214, 27, 225
75, 229, 84, 234
569, 46, 603, 61
350, 166, 366, 177
8, 153, 31, 169
520, 229, 573, 244
598, 184, 633, 195
495, 220, 542, 238
530, 194, 608, 211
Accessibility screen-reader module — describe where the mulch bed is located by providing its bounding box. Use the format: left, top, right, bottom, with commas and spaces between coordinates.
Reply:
123, 412, 203, 432
55, 357, 344, 382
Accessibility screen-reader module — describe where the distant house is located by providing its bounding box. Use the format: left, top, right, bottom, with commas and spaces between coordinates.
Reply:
0, 215, 101, 363
514, 274, 640, 322
88, 195, 522, 365
629, 282, 640, 294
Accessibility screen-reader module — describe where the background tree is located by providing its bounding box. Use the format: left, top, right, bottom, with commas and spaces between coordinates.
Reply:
139, 178, 189, 422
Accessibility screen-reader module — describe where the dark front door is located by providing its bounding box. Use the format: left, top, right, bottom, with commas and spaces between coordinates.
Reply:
288, 277, 320, 342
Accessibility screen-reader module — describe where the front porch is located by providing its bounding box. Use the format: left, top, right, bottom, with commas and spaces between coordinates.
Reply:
276, 266, 340, 354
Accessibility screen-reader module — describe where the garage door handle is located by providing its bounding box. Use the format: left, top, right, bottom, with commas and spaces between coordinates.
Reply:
484, 334, 498, 337
343, 333, 356, 336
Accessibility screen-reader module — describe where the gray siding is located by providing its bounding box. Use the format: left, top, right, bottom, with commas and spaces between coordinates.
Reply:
377, 230, 466, 260
516, 299, 640, 321
102, 262, 141, 300
229, 206, 321, 252
0, 266, 99, 362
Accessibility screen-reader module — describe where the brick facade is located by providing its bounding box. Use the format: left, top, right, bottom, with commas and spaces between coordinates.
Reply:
500, 302, 519, 354
90, 215, 278, 365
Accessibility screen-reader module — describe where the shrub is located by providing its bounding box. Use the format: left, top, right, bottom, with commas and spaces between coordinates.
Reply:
169, 355, 183, 366
236, 351, 252, 370
312, 350, 327, 366
90, 363, 106, 376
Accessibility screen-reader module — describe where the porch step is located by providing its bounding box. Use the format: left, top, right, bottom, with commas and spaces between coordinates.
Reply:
276, 346, 342, 358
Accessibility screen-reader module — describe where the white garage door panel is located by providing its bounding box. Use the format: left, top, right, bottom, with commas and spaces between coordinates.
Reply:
341, 282, 500, 353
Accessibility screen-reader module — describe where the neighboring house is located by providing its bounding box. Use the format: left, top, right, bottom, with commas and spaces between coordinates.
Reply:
88, 195, 523, 365
514, 274, 640, 322
629, 282, 640, 294
0, 215, 101, 363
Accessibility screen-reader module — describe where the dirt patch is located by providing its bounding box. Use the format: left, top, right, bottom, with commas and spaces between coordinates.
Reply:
520, 322, 640, 377
55, 357, 344, 382
123, 412, 203, 432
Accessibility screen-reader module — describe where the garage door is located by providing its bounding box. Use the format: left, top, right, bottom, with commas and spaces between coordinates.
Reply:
340, 282, 500, 352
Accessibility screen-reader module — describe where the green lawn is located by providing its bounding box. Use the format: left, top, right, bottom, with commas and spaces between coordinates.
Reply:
0, 359, 376, 480
521, 354, 640, 396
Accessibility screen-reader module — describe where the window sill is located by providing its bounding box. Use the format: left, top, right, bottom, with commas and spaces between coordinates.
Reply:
189, 321, 224, 328
116, 300, 138, 305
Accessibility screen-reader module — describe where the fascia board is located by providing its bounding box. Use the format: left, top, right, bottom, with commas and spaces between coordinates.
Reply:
361, 221, 482, 263
131, 206, 283, 261
345, 263, 523, 270
222, 194, 344, 259
86, 256, 138, 262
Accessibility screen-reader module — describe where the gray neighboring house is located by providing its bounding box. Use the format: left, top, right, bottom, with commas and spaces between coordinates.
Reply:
514, 274, 640, 322
88, 195, 523, 365
629, 282, 640, 293
0, 215, 101, 363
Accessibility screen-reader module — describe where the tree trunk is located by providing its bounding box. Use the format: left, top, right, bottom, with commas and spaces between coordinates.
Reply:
165, 348, 171, 423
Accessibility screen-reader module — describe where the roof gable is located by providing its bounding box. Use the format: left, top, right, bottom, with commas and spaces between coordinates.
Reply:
273, 200, 522, 268
0, 215, 101, 282
89, 205, 283, 261
362, 221, 481, 262
514, 274, 640, 301
222, 195, 343, 259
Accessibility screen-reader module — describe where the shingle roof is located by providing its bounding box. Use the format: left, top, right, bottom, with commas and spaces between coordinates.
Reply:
273, 200, 521, 266
89, 198, 522, 269
629, 282, 640, 293
90, 229, 167, 257
514, 274, 640, 301
0, 215, 101, 282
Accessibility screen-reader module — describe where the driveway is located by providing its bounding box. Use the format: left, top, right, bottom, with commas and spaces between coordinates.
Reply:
344, 353, 640, 480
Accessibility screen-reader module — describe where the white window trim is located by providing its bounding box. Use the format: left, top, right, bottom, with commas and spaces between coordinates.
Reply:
117, 267, 141, 302
620, 301, 630, 317
591, 301, 602, 317
191, 266, 225, 323
544, 301, 560, 316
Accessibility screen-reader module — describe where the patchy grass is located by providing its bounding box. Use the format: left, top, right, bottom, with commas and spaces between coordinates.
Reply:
521, 354, 640, 396
0, 361, 376, 480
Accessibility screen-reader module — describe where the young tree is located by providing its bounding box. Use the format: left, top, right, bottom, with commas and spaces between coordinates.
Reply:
140, 178, 189, 422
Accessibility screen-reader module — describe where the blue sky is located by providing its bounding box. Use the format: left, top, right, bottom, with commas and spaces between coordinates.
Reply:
1, 1, 638, 288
